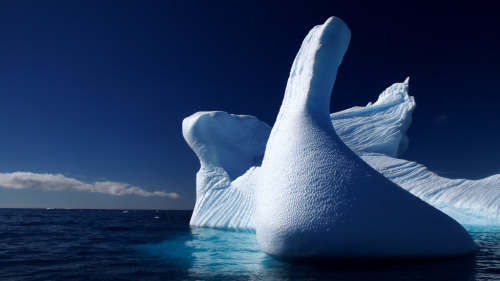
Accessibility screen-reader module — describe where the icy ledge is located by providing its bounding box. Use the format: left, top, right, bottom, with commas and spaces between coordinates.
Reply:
183, 17, 480, 259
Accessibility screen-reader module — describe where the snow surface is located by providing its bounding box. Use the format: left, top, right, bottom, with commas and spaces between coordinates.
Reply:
182, 17, 485, 259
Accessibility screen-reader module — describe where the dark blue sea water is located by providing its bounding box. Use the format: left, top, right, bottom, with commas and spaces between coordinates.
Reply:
0, 209, 498, 280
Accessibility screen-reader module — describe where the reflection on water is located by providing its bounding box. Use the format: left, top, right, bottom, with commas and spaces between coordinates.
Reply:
140, 226, 500, 280
467, 226, 500, 280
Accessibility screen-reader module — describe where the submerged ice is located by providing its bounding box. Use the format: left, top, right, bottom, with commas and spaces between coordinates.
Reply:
182, 17, 489, 259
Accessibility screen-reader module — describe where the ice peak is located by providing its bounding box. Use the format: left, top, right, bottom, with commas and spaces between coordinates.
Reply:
280, 17, 350, 121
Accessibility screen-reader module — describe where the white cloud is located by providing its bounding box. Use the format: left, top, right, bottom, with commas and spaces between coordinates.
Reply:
0, 172, 180, 198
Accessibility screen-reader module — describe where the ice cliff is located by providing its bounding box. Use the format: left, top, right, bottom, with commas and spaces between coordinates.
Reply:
182, 17, 487, 259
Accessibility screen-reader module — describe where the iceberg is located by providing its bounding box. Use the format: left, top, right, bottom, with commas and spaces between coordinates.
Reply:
183, 17, 480, 259
254, 17, 475, 259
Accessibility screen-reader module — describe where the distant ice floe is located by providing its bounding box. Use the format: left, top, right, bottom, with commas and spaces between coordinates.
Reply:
183, 17, 491, 259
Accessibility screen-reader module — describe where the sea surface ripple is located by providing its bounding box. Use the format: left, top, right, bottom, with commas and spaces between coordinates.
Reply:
0, 209, 498, 280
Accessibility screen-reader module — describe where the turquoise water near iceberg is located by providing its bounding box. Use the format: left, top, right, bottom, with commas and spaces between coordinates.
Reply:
0, 209, 498, 280
141, 226, 500, 281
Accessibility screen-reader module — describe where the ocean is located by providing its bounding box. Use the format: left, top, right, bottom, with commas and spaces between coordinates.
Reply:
0, 209, 498, 280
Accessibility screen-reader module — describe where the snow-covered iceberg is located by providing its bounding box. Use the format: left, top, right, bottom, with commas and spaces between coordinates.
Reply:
183, 17, 482, 259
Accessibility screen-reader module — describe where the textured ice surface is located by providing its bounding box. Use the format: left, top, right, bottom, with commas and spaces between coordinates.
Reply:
362, 155, 500, 226
183, 112, 269, 231
182, 17, 482, 259
331, 77, 414, 158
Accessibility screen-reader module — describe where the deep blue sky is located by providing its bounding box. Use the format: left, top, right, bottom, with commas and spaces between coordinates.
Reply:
0, 0, 498, 209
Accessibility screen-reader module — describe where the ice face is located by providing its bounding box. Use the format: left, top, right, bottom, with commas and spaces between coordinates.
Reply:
183, 112, 270, 231
361, 155, 500, 226
182, 17, 482, 259
331, 77, 414, 158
